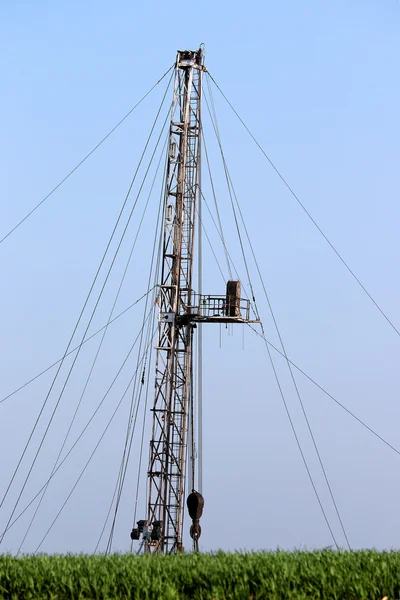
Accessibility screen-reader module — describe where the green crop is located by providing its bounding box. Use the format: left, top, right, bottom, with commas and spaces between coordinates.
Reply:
0, 550, 399, 599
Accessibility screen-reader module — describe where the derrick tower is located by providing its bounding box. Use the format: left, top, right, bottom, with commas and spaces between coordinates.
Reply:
131, 48, 257, 554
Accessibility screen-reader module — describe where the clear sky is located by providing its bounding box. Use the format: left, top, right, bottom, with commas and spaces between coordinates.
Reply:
0, 0, 399, 554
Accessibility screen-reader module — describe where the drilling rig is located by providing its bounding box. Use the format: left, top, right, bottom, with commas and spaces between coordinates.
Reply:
130, 48, 258, 554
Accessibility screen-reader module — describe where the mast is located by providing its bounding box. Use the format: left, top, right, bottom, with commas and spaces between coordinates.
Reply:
131, 48, 258, 554
146, 48, 204, 553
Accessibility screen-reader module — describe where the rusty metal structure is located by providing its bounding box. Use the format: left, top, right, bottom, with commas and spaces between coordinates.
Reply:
131, 48, 258, 554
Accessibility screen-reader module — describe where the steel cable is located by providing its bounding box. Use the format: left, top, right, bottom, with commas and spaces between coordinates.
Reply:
247, 323, 400, 458
207, 72, 400, 340
0, 65, 174, 246
16, 134, 170, 554
0, 77, 173, 546
33, 330, 157, 553
204, 91, 344, 548
201, 131, 232, 279
0, 72, 172, 515
96, 142, 167, 553
105, 275, 159, 553
0, 290, 154, 406
0, 306, 154, 542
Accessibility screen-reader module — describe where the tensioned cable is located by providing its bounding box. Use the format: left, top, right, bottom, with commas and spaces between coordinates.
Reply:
94, 460, 123, 553
130, 341, 153, 533
203, 95, 341, 548
193, 192, 400, 468
201, 141, 274, 325
205, 85, 351, 548
107, 295, 158, 538
0, 65, 174, 246
35, 344, 146, 554
11, 310, 398, 547
0, 77, 173, 537
227, 167, 351, 548
0, 306, 155, 543
33, 329, 158, 553
197, 98, 204, 499
203, 85, 281, 319
261, 323, 340, 547
189, 325, 195, 492
105, 263, 159, 553
209, 93, 350, 549
0, 72, 173, 518
97, 281, 156, 555
201, 132, 255, 295
247, 323, 400, 458
0, 289, 154, 406
105, 341, 151, 554
207, 72, 400, 340
196, 190, 227, 284
201, 131, 232, 279
95, 142, 167, 554
198, 185, 259, 321
182, 384, 190, 549
105, 139, 168, 553
203, 88, 260, 319
201, 198, 339, 549
129, 166, 168, 544
17, 129, 170, 555
130, 349, 153, 547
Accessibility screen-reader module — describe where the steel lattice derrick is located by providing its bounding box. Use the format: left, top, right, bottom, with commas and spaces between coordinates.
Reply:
145, 49, 204, 554
130, 48, 259, 555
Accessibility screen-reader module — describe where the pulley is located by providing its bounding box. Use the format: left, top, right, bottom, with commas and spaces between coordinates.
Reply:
187, 491, 204, 544
187, 491, 204, 521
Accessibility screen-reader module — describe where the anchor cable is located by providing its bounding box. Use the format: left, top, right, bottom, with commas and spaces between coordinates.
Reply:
204, 91, 344, 548
201, 132, 232, 279
0, 65, 174, 246
247, 324, 400, 458
105, 175, 165, 553
197, 184, 398, 469
33, 331, 157, 553
96, 139, 166, 553
0, 306, 155, 542
0, 74, 173, 540
16, 135, 169, 554
131, 144, 168, 530
0, 289, 154, 406
207, 72, 400, 341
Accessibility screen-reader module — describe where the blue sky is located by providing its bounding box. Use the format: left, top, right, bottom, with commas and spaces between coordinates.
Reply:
0, 0, 399, 554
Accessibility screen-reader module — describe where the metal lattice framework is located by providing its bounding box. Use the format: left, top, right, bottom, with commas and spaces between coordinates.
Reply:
130, 48, 258, 554
146, 49, 204, 553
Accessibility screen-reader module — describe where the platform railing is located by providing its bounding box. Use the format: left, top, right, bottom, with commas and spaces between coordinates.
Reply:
189, 294, 251, 321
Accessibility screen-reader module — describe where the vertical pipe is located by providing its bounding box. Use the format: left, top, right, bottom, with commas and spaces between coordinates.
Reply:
198, 281, 203, 494
197, 62, 203, 496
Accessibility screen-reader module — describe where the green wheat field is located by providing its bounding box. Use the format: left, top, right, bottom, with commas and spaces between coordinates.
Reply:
0, 550, 399, 599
